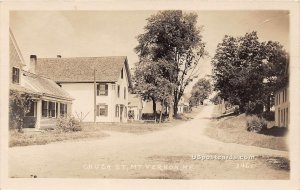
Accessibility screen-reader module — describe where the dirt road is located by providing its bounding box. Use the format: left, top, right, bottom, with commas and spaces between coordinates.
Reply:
9, 105, 289, 179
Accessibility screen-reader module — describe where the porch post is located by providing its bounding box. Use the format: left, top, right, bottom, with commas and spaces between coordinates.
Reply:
57, 102, 60, 118
35, 99, 42, 129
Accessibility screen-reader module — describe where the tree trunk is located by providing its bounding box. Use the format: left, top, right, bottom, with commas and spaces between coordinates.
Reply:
266, 95, 271, 112
173, 97, 179, 117
159, 97, 165, 123
169, 103, 173, 121
152, 98, 157, 121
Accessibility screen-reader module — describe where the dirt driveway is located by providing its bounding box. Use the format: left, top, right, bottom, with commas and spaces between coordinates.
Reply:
9, 105, 289, 179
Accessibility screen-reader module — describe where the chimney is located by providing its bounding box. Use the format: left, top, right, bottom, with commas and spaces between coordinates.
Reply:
57, 55, 62, 58
29, 55, 37, 74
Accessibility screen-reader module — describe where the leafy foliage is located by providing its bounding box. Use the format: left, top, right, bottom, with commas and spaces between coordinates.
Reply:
246, 115, 267, 133
56, 116, 82, 132
189, 78, 212, 106
134, 10, 207, 116
9, 90, 34, 131
212, 31, 288, 114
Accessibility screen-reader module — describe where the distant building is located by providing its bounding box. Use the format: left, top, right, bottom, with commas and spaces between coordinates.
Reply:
35, 56, 132, 123
274, 62, 289, 128
128, 94, 143, 121
177, 94, 190, 114
142, 100, 163, 114
9, 29, 73, 129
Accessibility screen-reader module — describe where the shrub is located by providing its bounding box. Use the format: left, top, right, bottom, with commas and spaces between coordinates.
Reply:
246, 115, 267, 133
9, 90, 34, 131
262, 111, 275, 121
141, 113, 168, 122
56, 116, 82, 132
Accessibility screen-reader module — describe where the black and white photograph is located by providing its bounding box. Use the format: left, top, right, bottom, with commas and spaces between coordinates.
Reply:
1, 1, 300, 190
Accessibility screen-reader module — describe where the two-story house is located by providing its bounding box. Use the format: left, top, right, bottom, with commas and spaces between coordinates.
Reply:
9, 29, 73, 129
34, 56, 132, 123
274, 62, 289, 128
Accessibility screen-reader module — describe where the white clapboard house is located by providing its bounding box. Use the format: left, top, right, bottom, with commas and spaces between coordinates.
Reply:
34, 56, 132, 123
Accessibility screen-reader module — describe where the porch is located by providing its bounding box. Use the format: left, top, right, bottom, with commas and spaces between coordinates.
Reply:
23, 99, 71, 129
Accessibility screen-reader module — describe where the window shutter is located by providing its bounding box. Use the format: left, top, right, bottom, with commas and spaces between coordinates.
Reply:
96, 105, 100, 116
105, 84, 108, 96
97, 84, 100, 96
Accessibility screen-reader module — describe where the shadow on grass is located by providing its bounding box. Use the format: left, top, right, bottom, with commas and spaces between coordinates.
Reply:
210, 112, 238, 120
260, 127, 288, 137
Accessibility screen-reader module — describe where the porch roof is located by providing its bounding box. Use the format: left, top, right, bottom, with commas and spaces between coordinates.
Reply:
10, 83, 40, 96
22, 71, 73, 101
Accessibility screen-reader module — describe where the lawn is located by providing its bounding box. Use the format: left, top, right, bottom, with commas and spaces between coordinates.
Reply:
9, 127, 109, 147
10, 106, 205, 147
205, 106, 288, 151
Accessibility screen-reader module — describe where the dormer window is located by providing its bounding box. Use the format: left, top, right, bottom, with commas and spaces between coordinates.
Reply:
121, 68, 123, 79
12, 67, 20, 84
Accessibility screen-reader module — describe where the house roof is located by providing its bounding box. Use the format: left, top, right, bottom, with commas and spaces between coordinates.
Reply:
10, 83, 40, 95
9, 28, 26, 68
35, 56, 132, 87
22, 71, 73, 101
128, 94, 142, 107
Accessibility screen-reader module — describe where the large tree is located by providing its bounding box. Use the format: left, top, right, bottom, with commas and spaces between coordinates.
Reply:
189, 78, 212, 107
132, 59, 174, 116
135, 10, 207, 117
212, 31, 288, 114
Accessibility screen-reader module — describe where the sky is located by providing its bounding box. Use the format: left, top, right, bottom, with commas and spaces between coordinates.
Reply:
10, 10, 289, 93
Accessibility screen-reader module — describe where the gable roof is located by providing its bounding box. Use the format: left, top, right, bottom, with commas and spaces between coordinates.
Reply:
9, 28, 26, 68
22, 71, 73, 101
35, 56, 132, 87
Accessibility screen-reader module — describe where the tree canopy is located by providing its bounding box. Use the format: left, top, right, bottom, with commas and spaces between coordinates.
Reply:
212, 31, 288, 114
134, 10, 207, 116
189, 78, 212, 106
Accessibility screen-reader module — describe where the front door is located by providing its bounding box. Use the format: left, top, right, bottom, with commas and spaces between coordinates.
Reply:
120, 105, 123, 122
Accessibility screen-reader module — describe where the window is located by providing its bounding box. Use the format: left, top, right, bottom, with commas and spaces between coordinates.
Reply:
48, 101, 56, 118
283, 108, 285, 125
117, 85, 120, 98
121, 68, 123, 79
124, 87, 126, 99
115, 105, 119, 117
25, 100, 35, 117
42, 101, 48, 117
12, 67, 20, 84
97, 104, 108, 116
278, 93, 281, 104
124, 106, 127, 117
286, 108, 289, 127
97, 83, 108, 96
60, 103, 67, 117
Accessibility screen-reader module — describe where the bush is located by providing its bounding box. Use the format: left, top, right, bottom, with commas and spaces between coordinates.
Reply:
246, 115, 267, 133
56, 116, 82, 132
141, 113, 168, 122
262, 111, 275, 121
